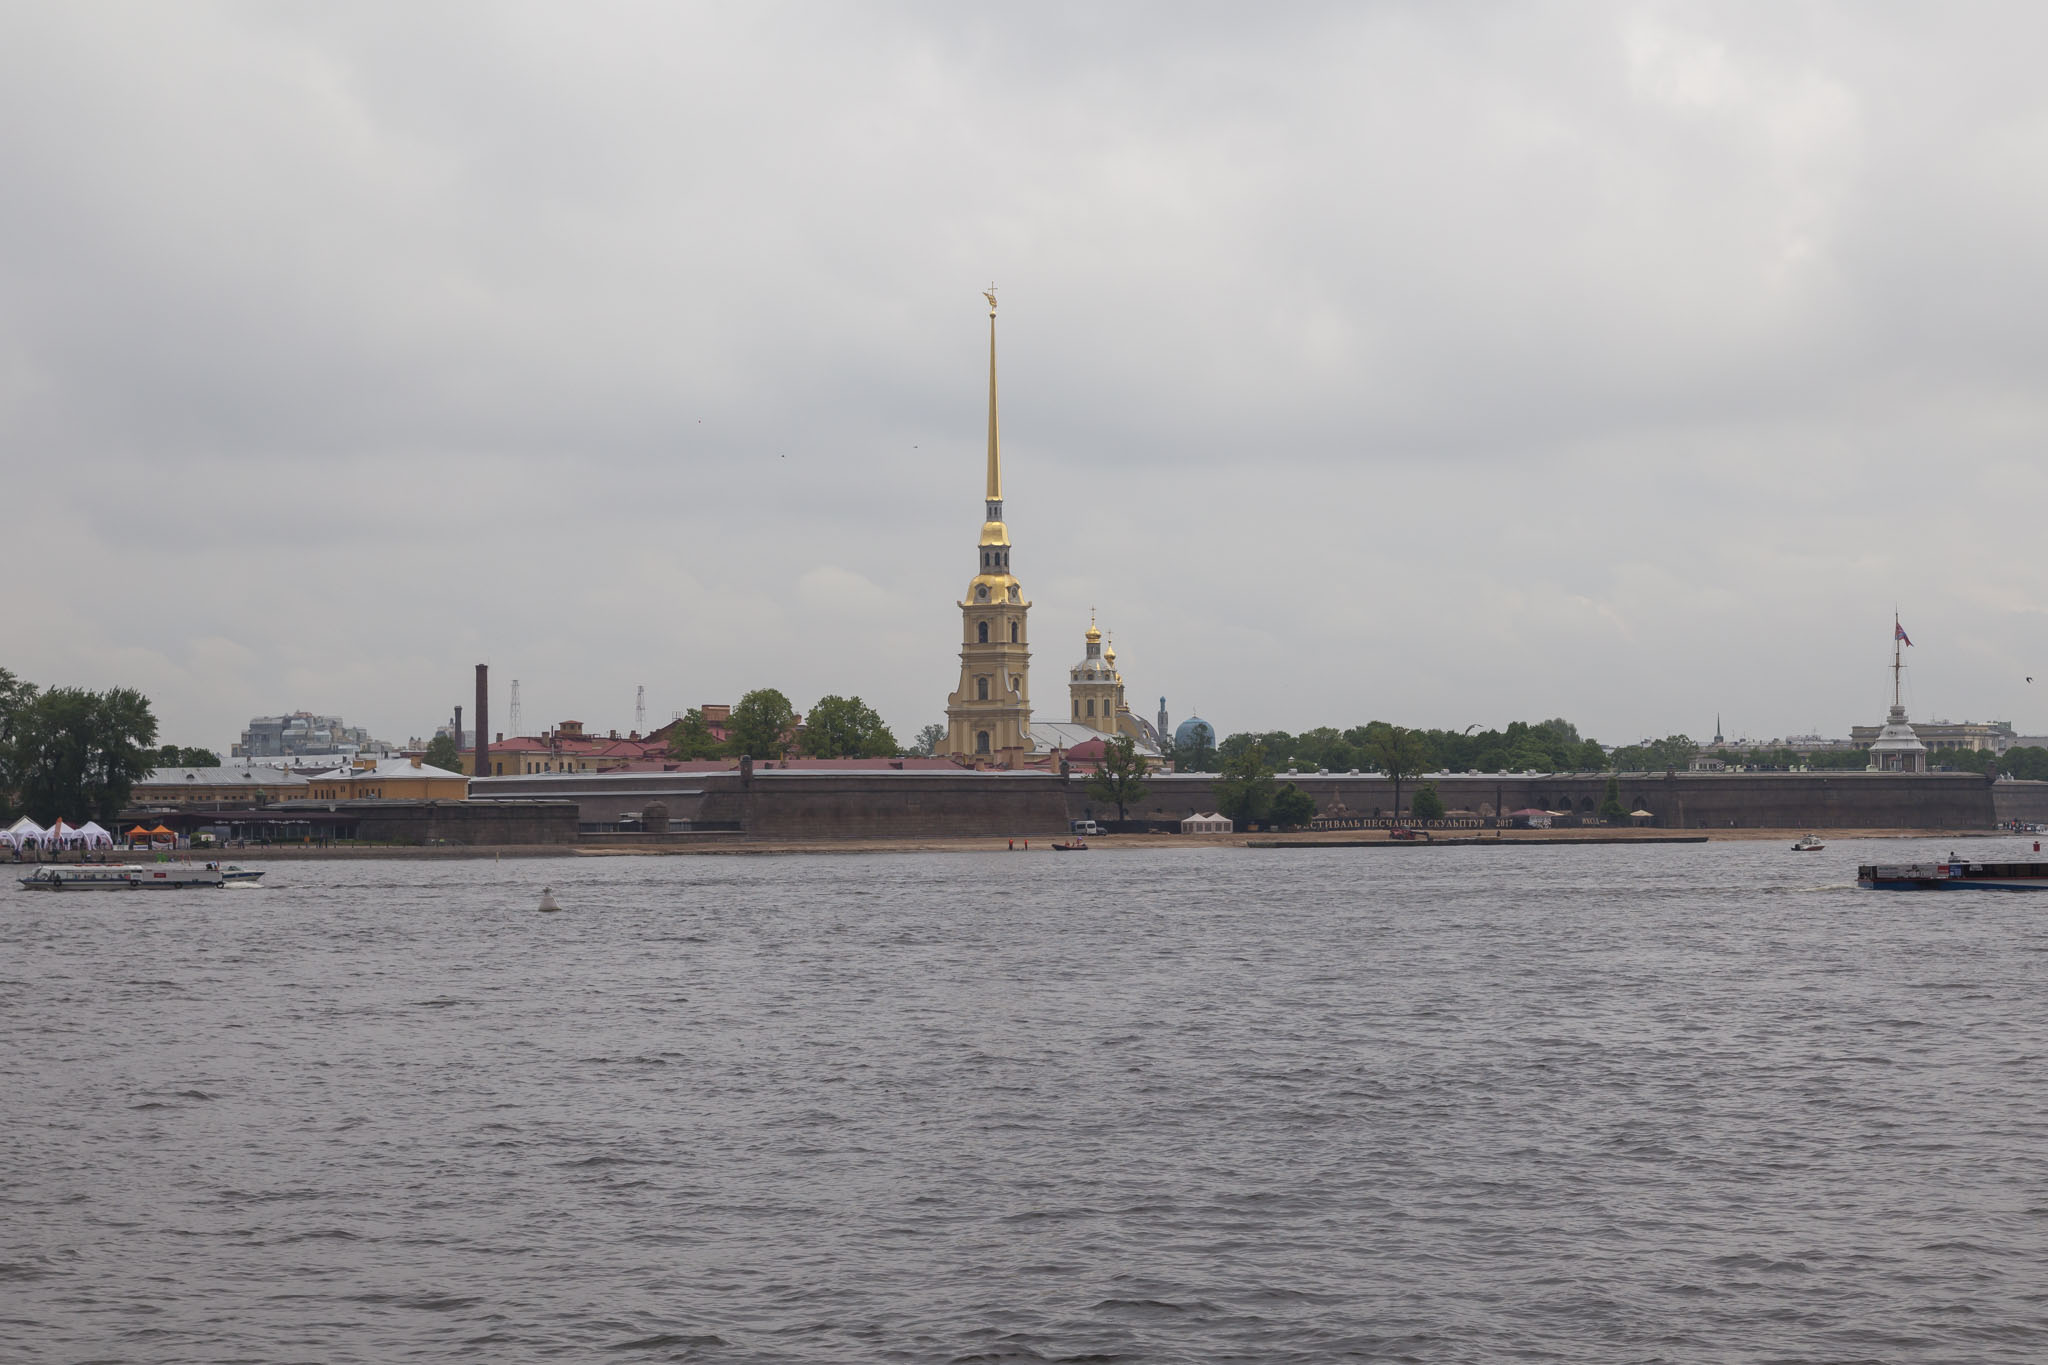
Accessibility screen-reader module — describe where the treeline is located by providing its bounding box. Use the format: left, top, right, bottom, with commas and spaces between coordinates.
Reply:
1200, 718, 1615, 775
2001, 746, 2048, 780
668, 689, 901, 761
1, 667, 161, 823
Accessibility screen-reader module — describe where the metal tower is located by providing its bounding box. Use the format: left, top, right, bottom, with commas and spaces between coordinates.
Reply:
635, 685, 646, 734
509, 679, 522, 737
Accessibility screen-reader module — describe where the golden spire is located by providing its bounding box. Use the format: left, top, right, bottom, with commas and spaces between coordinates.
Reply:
984, 285, 1001, 503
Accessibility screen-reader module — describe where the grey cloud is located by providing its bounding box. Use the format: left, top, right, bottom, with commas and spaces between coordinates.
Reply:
5, 2, 2047, 750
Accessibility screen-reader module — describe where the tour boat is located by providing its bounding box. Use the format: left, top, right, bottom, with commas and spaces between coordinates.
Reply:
1858, 859, 2048, 890
1792, 835, 1825, 851
17, 863, 227, 891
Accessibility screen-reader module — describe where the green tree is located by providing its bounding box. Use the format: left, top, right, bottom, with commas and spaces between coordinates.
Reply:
1409, 781, 1445, 821
1211, 742, 1277, 828
156, 743, 222, 768
0, 667, 34, 819
1085, 733, 1150, 827
1999, 745, 2048, 781
912, 723, 947, 757
1173, 730, 1217, 773
1271, 782, 1317, 829
421, 734, 464, 773
1598, 774, 1627, 822
726, 689, 797, 760
1368, 724, 1432, 820
802, 695, 898, 758
1611, 734, 1702, 772
1219, 730, 1290, 765
1807, 746, 1872, 771
6, 685, 159, 823
666, 708, 724, 760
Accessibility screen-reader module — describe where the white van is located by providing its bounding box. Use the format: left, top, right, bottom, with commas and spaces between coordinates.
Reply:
1070, 819, 1101, 836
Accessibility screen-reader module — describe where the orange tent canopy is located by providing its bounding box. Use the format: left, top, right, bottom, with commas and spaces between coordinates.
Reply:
128, 826, 150, 837
148, 825, 175, 836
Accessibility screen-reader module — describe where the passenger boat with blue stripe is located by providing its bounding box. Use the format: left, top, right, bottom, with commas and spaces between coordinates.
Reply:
1858, 860, 2048, 891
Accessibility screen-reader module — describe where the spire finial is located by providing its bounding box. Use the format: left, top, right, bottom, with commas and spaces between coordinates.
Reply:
984, 285, 1001, 504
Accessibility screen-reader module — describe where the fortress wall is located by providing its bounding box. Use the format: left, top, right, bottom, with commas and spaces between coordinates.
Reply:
468, 772, 720, 826
738, 772, 1070, 840
1991, 782, 2048, 825
468, 769, 2045, 838
350, 800, 582, 845
1074, 771, 2021, 830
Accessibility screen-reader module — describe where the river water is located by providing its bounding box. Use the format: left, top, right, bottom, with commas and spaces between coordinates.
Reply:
5, 838, 2047, 1362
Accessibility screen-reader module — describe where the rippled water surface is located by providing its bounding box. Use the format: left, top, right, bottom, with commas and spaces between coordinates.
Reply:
6, 839, 2048, 1362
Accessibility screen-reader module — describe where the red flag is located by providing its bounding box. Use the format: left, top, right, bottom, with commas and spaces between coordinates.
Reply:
1895, 622, 1913, 646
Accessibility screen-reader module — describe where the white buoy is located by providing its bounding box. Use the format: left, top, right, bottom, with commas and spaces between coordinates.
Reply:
538, 886, 562, 913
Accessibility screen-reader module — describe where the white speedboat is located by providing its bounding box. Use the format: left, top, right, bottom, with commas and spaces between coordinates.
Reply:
1792, 834, 1825, 851
220, 865, 265, 887
17, 863, 225, 891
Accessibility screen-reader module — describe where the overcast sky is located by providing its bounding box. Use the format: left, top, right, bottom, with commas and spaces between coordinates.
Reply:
6, 2, 2048, 751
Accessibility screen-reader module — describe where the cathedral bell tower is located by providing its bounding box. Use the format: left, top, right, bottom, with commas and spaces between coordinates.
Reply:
945, 289, 1031, 764
1068, 617, 1123, 733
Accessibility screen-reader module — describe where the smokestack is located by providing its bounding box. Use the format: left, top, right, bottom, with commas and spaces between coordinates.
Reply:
454, 705, 463, 748
474, 665, 489, 783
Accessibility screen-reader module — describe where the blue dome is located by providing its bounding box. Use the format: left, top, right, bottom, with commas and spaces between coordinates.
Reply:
1174, 716, 1215, 748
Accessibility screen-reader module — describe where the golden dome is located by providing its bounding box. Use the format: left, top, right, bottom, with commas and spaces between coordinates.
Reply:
979, 519, 1010, 548
1085, 621, 1102, 643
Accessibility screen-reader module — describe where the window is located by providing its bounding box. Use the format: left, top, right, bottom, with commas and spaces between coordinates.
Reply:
1010, 621, 1018, 643
977, 677, 989, 700
1086, 699, 1095, 717
978, 621, 989, 643
977, 731, 991, 753
1074, 700, 1080, 718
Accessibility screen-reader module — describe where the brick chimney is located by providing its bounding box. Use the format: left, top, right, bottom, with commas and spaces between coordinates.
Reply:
474, 665, 489, 782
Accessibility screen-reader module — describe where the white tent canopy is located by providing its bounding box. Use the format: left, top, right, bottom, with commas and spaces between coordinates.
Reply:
4, 816, 53, 850
1182, 812, 1234, 834
74, 821, 115, 848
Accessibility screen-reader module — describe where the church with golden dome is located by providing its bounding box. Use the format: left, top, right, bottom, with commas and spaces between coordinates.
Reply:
943, 291, 1166, 769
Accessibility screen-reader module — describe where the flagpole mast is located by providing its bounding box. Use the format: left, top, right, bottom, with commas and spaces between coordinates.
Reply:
1894, 611, 1903, 710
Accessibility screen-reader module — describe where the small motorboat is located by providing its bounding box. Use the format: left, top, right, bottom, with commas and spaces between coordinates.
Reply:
1792, 835, 1825, 851
1050, 839, 1088, 851
219, 864, 265, 887
537, 886, 563, 912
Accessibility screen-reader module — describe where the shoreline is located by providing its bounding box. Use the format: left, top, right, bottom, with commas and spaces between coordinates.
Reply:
12, 827, 2031, 862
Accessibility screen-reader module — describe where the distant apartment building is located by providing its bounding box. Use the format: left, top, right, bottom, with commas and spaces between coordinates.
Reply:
1846, 718, 2016, 755
232, 711, 385, 758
